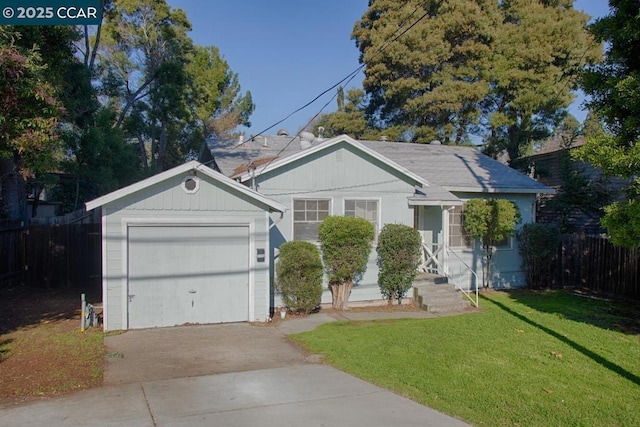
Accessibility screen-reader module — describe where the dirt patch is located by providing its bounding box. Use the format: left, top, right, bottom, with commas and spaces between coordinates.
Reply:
0, 287, 104, 404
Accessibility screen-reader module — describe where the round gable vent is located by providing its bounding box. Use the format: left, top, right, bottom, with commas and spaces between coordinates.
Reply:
182, 175, 200, 194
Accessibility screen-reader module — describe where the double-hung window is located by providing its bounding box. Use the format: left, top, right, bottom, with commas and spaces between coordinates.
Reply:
449, 205, 469, 248
344, 199, 379, 236
293, 199, 330, 242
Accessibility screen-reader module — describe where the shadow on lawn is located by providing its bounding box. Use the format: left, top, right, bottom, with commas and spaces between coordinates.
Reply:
483, 292, 640, 388
0, 286, 100, 337
504, 289, 640, 336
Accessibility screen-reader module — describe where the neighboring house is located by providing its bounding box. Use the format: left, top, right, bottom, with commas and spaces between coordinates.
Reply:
518, 136, 628, 234
201, 133, 553, 305
86, 161, 286, 330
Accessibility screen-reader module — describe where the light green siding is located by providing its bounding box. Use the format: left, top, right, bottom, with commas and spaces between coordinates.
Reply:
101, 170, 272, 330
261, 143, 421, 303
437, 192, 534, 289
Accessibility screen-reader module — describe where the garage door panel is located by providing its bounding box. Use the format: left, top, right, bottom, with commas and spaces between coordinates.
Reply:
128, 225, 249, 329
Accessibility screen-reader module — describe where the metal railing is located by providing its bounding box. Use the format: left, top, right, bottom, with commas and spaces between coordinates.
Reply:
420, 242, 479, 307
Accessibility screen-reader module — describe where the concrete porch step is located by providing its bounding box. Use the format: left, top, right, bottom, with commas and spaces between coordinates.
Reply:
423, 300, 470, 314
413, 274, 470, 314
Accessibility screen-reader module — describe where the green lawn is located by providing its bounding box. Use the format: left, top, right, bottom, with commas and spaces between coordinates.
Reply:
292, 291, 640, 426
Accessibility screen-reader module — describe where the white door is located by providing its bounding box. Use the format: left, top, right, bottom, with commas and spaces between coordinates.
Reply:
127, 225, 249, 329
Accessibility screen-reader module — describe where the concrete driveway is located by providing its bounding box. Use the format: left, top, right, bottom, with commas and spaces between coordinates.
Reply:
2, 313, 470, 426
104, 323, 311, 385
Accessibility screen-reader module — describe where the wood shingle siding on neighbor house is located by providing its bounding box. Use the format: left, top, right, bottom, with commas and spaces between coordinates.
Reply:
86, 161, 284, 331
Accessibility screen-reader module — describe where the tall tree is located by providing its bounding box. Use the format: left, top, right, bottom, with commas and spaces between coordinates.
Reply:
0, 28, 66, 221
99, 0, 193, 170
353, 0, 600, 157
314, 88, 376, 140
100, 0, 253, 171
187, 45, 254, 141
485, 0, 600, 162
354, 0, 498, 144
577, 0, 640, 247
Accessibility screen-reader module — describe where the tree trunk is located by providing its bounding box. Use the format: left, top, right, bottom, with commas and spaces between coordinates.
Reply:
330, 280, 353, 310
136, 132, 148, 169
158, 123, 168, 170
0, 156, 27, 222
330, 281, 339, 309
484, 244, 493, 289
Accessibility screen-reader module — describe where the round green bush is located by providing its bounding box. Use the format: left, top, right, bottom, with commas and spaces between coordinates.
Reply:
276, 241, 323, 314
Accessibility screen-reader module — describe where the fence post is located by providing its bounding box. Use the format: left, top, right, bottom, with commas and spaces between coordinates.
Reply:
81, 293, 86, 332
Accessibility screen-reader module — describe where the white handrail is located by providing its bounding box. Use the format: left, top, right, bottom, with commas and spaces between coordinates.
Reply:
444, 245, 479, 308
420, 242, 479, 308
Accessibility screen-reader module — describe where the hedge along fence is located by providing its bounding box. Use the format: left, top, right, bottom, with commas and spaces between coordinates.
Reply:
275, 241, 323, 314
517, 223, 561, 289
377, 223, 422, 304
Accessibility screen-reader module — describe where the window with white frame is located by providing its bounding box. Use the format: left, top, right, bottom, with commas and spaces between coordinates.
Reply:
449, 204, 514, 249
293, 199, 330, 242
344, 199, 379, 235
449, 205, 470, 248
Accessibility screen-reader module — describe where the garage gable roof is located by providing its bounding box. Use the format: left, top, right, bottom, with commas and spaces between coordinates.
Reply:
235, 134, 432, 189
85, 160, 286, 212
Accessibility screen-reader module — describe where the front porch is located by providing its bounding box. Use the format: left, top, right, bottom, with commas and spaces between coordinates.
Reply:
412, 204, 480, 309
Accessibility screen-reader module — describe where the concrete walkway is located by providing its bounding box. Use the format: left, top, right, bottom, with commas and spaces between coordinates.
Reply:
1, 311, 470, 427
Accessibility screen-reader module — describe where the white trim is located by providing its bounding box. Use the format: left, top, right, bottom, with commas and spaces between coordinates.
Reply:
121, 217, 254, 330
101, 208, 109, 331
263, 210, 271, 321
408, 197, 463, 206
121, 218, 128, 329
85, 160, 286, 213
493, 236, 514, 251
343, 197, 381, 236
445, 186, 554, 194
291, 196, 333, 242
248, 221, 255, 322
181, 175, 200, 194
442, 207, 450, 273
237, 135, 431, 189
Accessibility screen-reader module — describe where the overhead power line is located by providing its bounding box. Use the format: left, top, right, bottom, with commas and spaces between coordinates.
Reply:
245, 6, 431, 174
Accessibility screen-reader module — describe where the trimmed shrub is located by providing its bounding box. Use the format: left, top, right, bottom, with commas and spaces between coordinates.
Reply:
464, 198, 520, 288
318, 216, 375, 310
377, 223, 422, 304
516, 223, 560, 289
276, 241, 323, 314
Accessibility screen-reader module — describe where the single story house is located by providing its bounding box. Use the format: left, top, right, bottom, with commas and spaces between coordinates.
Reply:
200, 133, 553, 306
88, 133, 551, 330
86, 161, 285, 330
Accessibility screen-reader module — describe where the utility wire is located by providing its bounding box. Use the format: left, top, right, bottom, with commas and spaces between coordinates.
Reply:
242, 6, 431, 175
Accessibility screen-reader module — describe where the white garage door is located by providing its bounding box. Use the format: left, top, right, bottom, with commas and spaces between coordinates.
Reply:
127, 225, 249, 329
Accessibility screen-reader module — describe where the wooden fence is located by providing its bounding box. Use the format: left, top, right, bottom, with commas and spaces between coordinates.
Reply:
558, 234, 640, 300
0, 213, 101, 291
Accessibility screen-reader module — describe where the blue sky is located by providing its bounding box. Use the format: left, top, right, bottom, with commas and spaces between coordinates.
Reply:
169, 0, 611, 137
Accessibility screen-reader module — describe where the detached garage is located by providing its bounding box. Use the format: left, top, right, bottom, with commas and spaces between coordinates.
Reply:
86, 161, 285, 331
